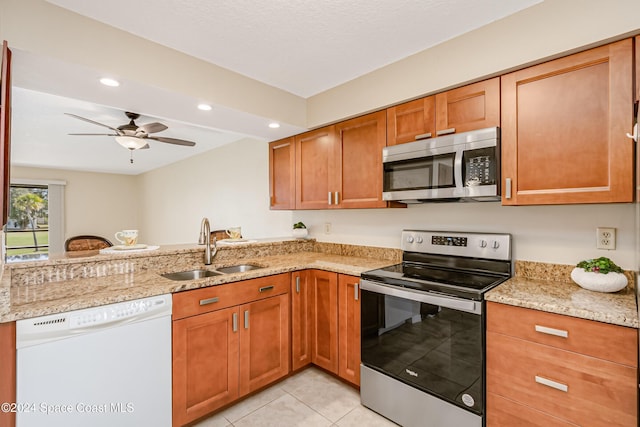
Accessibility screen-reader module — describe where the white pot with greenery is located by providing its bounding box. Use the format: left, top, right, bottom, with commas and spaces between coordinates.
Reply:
570, 257, 628, 293
292, 222, 308, 239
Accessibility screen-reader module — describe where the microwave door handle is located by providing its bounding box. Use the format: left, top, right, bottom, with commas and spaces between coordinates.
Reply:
454, 148, 464, 190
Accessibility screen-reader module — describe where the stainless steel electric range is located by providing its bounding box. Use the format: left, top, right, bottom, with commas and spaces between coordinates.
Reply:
359, 230, 512, 427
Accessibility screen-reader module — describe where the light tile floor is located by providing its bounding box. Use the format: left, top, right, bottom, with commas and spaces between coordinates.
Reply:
193, 367, 398, 427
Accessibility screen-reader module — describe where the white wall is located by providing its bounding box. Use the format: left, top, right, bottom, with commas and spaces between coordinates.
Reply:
136, 137, 293, 245
293, 203, 636, 269
10, 166, 139, 245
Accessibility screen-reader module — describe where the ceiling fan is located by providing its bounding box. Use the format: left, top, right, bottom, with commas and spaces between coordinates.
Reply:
65, 111, 197, 151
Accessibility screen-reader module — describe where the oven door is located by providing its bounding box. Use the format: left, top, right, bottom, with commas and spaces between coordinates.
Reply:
360, 279, 484, 415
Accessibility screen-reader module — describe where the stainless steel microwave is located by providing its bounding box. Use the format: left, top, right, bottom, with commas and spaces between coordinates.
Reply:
382, 127, 500, 203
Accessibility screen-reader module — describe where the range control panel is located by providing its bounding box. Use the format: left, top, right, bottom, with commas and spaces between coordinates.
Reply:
402, 230, 511, 261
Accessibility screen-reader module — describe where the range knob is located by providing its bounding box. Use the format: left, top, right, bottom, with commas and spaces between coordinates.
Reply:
479, 240, 487, 248
492, 241, 500, 249
406, 236, 415, 243
415, 236, 424, 244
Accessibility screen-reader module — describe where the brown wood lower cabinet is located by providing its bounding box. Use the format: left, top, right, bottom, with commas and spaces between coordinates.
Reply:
172, 274, 290, 427
291, 270, 361, 386
486, 302, 638, 427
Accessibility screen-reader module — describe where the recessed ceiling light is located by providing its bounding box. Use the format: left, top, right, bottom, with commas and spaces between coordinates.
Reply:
99, 78, 120, 87
268, 122, 280, 129
197, 104, 212, 111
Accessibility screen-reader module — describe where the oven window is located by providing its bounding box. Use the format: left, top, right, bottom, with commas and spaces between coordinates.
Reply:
384, 154, 455, 192
361, 290, 483, 415
463, 147, 496, 187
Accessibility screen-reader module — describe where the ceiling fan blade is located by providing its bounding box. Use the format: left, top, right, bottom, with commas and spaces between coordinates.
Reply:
137, 122, 168, 134
68, 133, 119, 136
147, 136, 196, 147
65, 113, 123, 134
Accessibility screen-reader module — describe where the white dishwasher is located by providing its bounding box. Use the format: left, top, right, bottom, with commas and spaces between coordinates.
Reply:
16, 294, 172, 427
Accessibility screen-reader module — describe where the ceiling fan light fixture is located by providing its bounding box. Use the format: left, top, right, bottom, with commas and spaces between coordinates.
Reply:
99, 77, 120, 87
115, 136, 147, 150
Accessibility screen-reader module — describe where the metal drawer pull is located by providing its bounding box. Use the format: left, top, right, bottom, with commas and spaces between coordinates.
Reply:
244, 310, 249, 329
436, 128, 456, 136
334, 191, 339, 205
232, 312, 238, 332
505, 178, 512, 199
259, 285, 274, 293
535, 325, 568, 338
199, 297, 219, 306
354, 283, 359, 301
295, 277, 300, 293
414, 132, 432, 140
328, 192, 332, 205
535, 375, 568, 393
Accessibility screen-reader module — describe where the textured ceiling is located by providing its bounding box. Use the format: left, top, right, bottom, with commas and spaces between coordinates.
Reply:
45, 0, 541, 97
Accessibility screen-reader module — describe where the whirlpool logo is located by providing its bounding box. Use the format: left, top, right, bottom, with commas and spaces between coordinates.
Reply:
405, 369, 419, 377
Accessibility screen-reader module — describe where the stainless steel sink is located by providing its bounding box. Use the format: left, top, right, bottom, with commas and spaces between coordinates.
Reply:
215, 264, 263, 274
161, 269, 223, 281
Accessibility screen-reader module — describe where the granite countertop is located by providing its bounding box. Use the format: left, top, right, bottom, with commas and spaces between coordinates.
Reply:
486, 261, 638, 329
0, 242, 398, 322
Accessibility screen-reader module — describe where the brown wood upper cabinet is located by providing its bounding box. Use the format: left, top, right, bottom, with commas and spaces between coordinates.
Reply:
386, 77, 499, 146
501, 38, 634, 205
295, 111, 389, 209
269, 137, 295, 209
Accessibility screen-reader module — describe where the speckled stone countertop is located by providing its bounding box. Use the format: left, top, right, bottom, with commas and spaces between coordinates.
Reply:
0, 239, 400, 322
486, 261, 638, 329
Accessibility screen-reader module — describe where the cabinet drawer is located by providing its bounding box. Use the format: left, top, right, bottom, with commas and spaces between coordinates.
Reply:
487, 392, 579, 427
173, 273, 290, 320
487, 332, 637, 426
487, 302, 637, 366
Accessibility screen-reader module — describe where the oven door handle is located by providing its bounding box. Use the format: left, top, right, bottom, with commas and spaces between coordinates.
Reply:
360, 279, 481, 315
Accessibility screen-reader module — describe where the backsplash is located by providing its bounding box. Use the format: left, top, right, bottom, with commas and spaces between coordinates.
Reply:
5, 239, 402, 287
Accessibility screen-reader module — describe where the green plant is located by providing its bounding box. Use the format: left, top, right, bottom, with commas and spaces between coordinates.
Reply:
576, 257, 623, 274
293, 222, 306, 229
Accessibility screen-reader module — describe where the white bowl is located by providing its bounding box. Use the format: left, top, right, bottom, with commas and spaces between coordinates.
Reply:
570, 267, 628, 293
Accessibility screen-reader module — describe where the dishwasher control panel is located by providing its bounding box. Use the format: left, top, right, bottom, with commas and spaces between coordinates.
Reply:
16, 294, 172, 349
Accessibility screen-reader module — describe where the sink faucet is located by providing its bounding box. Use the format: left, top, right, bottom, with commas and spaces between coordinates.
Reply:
198, 217, 217, 265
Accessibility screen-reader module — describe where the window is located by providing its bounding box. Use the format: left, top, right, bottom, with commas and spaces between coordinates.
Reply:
4, 179, 65, 263
5, 184, 49, 262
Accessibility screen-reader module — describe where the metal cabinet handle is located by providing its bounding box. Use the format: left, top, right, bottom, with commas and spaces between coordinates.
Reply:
535, 375, 568, 392
436, 128, 456, 136
334, 191, 339, 205
259, 285, 274, 293
244, 310, 249, 329
505, 178, 512, 199
535, 325, 568, 338
354, 283, 359, 301
414, 132, 432, 140
328, 192, 332, 205
295, 276, 300, 293
626, 123, 638, 142
199, 297, 219, 306
232, 312, 238, 332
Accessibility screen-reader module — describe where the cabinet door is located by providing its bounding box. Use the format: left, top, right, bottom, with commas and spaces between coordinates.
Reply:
501, 39, 634, 205
635, 36, 639, 103
435, 77, 499, 135
386, 96, 436, 145
295, 126, 334, 209
338, 274, 360, 386
269, 137, 295, 210
1, 41, 12, 227
239, 293, 290, 396
333, 111, 388, 208
172, 307, 239, 427
310, 270, 338, 373
291, 271, 312, 371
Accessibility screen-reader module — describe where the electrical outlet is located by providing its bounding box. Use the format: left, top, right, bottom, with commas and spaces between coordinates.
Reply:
596, 227, 616, 250
324, 222, 332, 234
